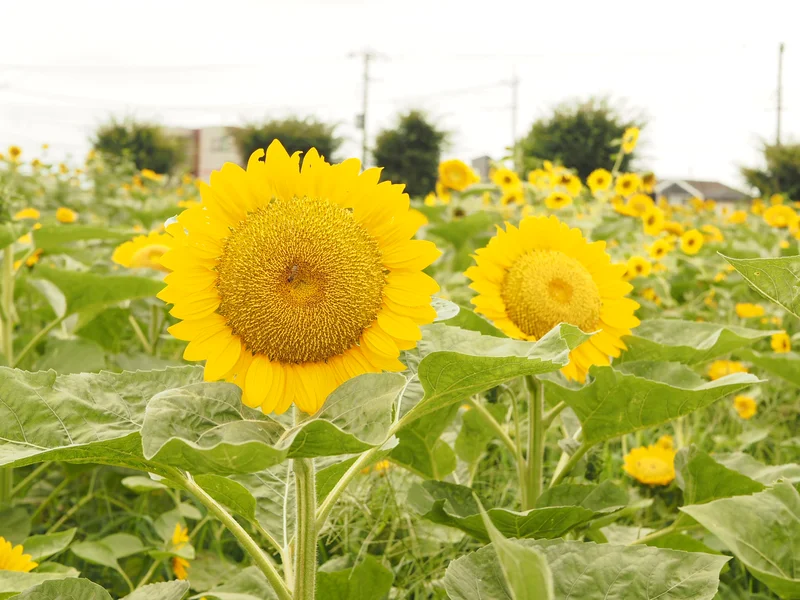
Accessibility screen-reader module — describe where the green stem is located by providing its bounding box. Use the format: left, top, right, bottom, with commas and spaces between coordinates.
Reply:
542, 401, 566, 429
135, 559, 162, 589
32, 478, 69, 522
549, 440, 592, 488
0, 469, 13, 508
508, 387, 528, 509
11, 462, 50, 497
466, 397, 516, 456
128, 315, 153, 354
167, 469, 292, 600
293, 458, 317, 600
119, 568, 135, 594
525, 376, 544, 508
13, 316, 65, 368
628, 518, 701, 546
3, 246, 15, 364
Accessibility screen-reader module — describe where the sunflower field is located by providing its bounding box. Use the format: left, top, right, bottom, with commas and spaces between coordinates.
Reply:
0, 135, 798, 600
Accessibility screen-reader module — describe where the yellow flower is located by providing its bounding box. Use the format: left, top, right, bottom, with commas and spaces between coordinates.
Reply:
707, 360, 748, 380
701, 224, 724, 243
490, 167, 521, 189
112, 231, 175, 272
555, 172, 582, 197
713, 271, 727, 282
182, 173, 195, 185
641, 172, 656, 194
621, 127, 639, 154
663, 221, 684, 236
544, 191, 572, 210
763, 205, 798, 229
733, 395, 757, 420
482, 191, 492, 207
31, 158, 42, 169
465, 215, 639, 382
771, 332, 791, 353
614, 173, 642, 196
435, 181, 452, 205
360, 459, 392, 475
735, 303, 764, 318
159, 141, 440, 415
727, 210, 747, 225
641, 287, 662, 306
501, 186, 525, 206
770, 193, 784, 205
140, 168, 164, 182
655, 434, 674, 450
86, 149, 96, 161
586, 168, 612, 193
527, 169, 553, 191
13, 208, 40, 220
624, 444, 676, 486
178, 199, 201, 209
647, 238, 672, 262
56, 207, 78, 223
679, 229, 704, 255
0, 537, 37, 573
17, 233, 32, 245
624, 256, 652, 280
58, 163, 69, 175
780, 240, 791, 249
438, 159, 478, 192
172, 557, 190, 580
751, 198, 765, 215
171, 523, 189, 550
641, 206, 665, 236
625, 194, 654, 217
8, 146, 22, 161
704, 199, 716, 211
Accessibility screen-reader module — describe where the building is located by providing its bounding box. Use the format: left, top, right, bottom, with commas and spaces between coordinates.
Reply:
471, 155, 492, 181
166, 126, 242, 181
656, 179, 752, 204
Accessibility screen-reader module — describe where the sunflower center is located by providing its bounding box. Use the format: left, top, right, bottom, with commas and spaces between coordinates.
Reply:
215, 196, 386, 363
636, 458, 671, 477
501, 249, 601, 339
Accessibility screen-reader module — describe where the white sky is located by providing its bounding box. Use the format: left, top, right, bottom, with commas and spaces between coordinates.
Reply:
2, 0, 799, 189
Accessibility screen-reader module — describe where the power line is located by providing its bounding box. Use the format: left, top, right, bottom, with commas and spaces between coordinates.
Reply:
777, 42, 785, 146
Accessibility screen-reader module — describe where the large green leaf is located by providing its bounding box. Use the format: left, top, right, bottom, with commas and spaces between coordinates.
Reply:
444, 539, 729, 600
0, 222, 29, 249
198, 566, 278, 600
141, 372, 404, 475
392, 404, 458, 479
232, 464, 295, 546
121, 581, 190, 600
674, 446, 764, 506
713, 452, 800, 484
427, 211, 500, 249
442, 305, 507, 338
547, 362, 760, 444
682, 482, 800, 599
738, 348, 800, 387
409, 480, 593, 542
33, 225, 134, 252
34, 265, 163, 316
316, 555, 394, 600
618, 319, 777, 364
195, 474, 257, 521
0, 366, 202, 469
0, 507, 31, 543
723, 254, 800, 319
535, 481, 628, 513
22, 529, 76, 562
12, 578, 108, 600
0, 571, 78, 600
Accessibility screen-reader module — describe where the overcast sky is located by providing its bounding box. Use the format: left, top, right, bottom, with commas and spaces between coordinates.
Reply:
2, 0, 799, 188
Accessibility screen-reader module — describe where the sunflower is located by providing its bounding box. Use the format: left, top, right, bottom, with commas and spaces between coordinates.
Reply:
490, 167, 521, 189
763, 205, 798, 229
770, 332, 791, 353
679, 229, 703, 255
435, 181, 452, 205
701, 224, 724, 243
0, 537, 37, 573
501, 185, 525, 206
586, 168, 612, 194
641, 287, 662, 306
641, 172, 656, 193
655, 434, 674, 450
624, 256, 651, 280
14, 208, 40, 220
614, 173, 642, 197
527, 169, 552, 191
626, 194, 654, 217
555, 172, 581, 197
172, 557, 190, 580
623, 444, 676, 486
707, 360, 748, 380
733, 395, 757, 420
112, 231, 174, 272
140, 168, 164, 182
56, 207, 78, 224
735, 303, 764, 318
751, 199, 765, 215
465, 215, 639, 382
159, 141, 440, 415
15, 249, 42, 270
641, 206, 665, 236
544, 191, 572, 210
171, 524, 189, 549
727, 210, 747, 225
7, 146, 22, 161
438, 159, 478, 192
621, 127, 640, 154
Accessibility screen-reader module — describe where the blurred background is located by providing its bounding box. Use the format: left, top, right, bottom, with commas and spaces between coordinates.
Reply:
2, 0, 798, 193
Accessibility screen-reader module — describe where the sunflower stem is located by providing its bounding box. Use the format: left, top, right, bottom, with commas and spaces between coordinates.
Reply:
525, 376, 545, 509
549, 440, 592, 488
293, 457, 317, 600
0, 247, 15, 507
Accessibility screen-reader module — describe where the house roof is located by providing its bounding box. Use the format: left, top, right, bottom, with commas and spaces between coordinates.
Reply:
656, 179, 752, 202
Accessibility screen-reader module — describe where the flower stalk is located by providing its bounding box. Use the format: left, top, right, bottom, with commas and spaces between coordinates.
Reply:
293, 457, 317, 600
525, 376, 545, 508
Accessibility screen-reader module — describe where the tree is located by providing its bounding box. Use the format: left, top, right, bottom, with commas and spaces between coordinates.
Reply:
741, 142, 800, 201
373, 110, 446, 198
92, 119, 186, 174
233, 117, 341, 163
519, 98, 643, 179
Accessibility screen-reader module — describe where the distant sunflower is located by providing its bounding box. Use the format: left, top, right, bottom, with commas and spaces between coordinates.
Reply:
763, 205, 798, 229
501, 185, 525, 206
621, 127, 640, 154
707, 360, 748, 380
0, 537, 37, 573
465, 215, 639, 382
624, 256, 652, 280
614, 173, 642, 197
733, 395, 757, 419
13, 208, 40, 220
159, 141, 440, 414
641, 206, 665, 235
112, 231, 174, 272
771, 332, 791, 353
438, 159, 478, 191
624, 444, 676, 486
679, 229, 704, 255
544, 191, 572, 210
586, 168, 612, 193
727, 210, 747, 225
172, 557, 190, 580
7, 146, 22, 161
56, 207, 78, 224
735, 303, 764, 318
490, 167, 521, 189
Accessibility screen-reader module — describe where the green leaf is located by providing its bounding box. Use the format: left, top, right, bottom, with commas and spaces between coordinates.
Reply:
121, 580, 190, 600
185, 551, 238, 593
428, 211, 500, 249
70, 540, 120, 570
101, 533, 146, 558
0, 507, 31, 544
444, 539, 729, 600
34, 265, 164, 316
682, 482, 800, 598
27, 279, 67, 319
547, 363, 760, 444
674, 446, 764, 506
738, 348, 800, 387
0, 366, 203, 469
455, 402, 507, 464
316, 457, 358, 504
197, 565, 278, 600
232, 464, 295, 547
0, 222, 29, 249
392, 405, 458, 479
477, 502, 555, 600
646, 532, 724, 556
121, 476, 168, 493
195, 474, 256, 520
723, 254, 800, 319
442, 305, 507, 337
12, 577, 108, 600
37, 338, 106, 374
713, 452, 800, 485
535, 481, 628, 513
33, 225, 134, 252
618, 319, 778, 364
316, 555, 394, 600
409, 480, 593, 542
22, 529, 76, 562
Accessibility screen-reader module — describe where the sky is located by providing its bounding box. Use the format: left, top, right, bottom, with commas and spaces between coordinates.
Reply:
2, 0, 799, 189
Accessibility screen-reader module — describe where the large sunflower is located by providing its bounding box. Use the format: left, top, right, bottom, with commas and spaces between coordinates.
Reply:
159, 141, 441, 414
465, 215, 639, 382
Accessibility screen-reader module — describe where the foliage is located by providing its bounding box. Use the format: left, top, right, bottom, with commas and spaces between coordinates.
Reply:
741, 142, 800, 201
232, 117, 341, 163
92, 119, 186, 175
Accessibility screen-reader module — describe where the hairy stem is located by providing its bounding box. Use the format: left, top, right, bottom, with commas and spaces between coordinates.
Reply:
525, 376, 545, 508
549, 440, 592, 488
293, 458, 317, 600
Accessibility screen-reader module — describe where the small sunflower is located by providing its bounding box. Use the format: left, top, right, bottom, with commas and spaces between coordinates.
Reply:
771, 332, 791, 353
623, 443, 676, 486
7, 146, 22, 161
172, 557, 190, 580
663, 221, 684, 236
751, 199, 765, 215
171, 523, 190, 549
140, 168, 164, 182
655, 434, 674, 450
733, 395, 757, 420
641, 172, 656, 193
555, 172, 581, 197
112, 231, 174, 272
0, 537, 37, 573
614, 173, 642, 197
736, 303, 764, 318
586, 168, 612, 194
707, 360, 748, 381
56, 207, 78, 224
624, 256, 651, 280
621, 127, 640, 154
14, 208, 40, 220
501, 185, 525, 206
465, 215, 640, 382
544, 191, 572, 210
763, 205, 798, 229
435, 181, 452, 205
159, 141, 441, 415
490, 167, 521, 189
641, 206, 665, 236
701, 224, 724, 242
626, 194, 655, 217
679, 229, 704, 255
438, 159, 478, 192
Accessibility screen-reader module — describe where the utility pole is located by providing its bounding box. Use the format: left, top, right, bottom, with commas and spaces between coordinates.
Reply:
349, 49, 383, 166
776, 42, 785, 146
510, 68, 520, 170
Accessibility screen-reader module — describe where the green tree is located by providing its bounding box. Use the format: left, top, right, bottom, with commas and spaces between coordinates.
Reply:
741, 143, 800, 201
233, 117, 341, 163
519, 98, 643, 179
92, 119, 186, 175
373, 110, 446, 198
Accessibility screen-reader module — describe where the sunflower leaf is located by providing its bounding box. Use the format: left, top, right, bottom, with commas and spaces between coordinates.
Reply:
737, 348, 800, 387
22, 529, 76, 563
0, 221, 29, 250
722, 253, 800, 319
33, 224, 134, 252
674, 446, 764, 506
316, 555, 394, 600
121, 581, 190, 600
9, 577, 104, 600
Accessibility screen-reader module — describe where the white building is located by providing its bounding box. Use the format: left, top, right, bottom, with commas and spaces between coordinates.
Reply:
166, 126, 241, 181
